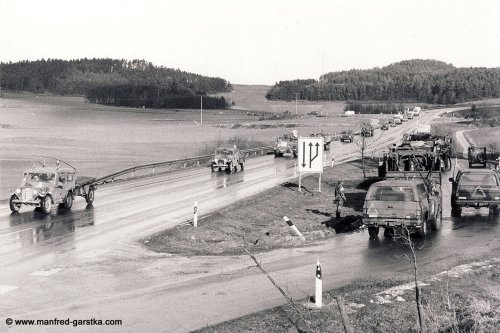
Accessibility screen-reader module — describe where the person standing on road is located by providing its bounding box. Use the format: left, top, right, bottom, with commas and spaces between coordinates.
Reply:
334, 180, 346, 218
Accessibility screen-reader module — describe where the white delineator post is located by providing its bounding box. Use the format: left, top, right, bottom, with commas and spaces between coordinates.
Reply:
331, 155, 335, 167
315, 259, 322, 307
282, 216, 305, 240
193, 201, 198, 227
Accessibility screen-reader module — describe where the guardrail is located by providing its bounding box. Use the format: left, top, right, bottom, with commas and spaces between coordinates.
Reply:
81, 146, 274, 187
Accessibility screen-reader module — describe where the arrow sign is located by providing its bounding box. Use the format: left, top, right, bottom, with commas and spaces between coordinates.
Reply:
302, 141, 306, 168
298, 137, 324, 173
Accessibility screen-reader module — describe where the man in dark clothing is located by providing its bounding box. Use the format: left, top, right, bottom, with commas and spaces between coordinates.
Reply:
334, 180, 346, 218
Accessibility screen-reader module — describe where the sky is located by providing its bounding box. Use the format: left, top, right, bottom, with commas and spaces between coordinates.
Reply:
1, 0, 499, 85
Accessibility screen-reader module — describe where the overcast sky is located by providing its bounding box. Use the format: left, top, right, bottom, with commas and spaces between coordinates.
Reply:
1, 0, 499, 85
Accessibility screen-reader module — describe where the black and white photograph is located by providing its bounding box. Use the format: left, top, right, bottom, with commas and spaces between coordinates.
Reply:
1, 0, 500, 332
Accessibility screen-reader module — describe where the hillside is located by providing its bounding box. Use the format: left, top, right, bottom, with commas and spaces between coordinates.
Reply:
0, 58, 231, 109
266, 59, 500, 104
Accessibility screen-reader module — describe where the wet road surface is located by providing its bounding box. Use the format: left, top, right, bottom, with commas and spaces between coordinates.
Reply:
2, 108, 496, 332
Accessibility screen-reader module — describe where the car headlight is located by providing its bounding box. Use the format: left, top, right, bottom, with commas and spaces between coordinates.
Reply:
15, 188, 21, 194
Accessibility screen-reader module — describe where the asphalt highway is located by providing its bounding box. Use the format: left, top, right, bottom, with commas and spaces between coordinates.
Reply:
2, 108, 497, 332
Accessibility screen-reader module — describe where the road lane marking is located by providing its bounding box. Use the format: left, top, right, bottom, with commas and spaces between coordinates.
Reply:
0, 285, 18, 295
0, 227, 32, 238
31, 267, 63, 276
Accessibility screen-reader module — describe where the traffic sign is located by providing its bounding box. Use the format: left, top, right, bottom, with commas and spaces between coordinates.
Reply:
298, 137, 324, 173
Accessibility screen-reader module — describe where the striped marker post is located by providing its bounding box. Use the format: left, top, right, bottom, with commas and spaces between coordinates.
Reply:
193, 201, 198, 227
282, 216, 305, 240
315, 259, 322, 308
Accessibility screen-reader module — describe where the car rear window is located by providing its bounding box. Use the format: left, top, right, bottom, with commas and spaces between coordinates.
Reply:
367, 186, 415, 201
460, 173, 498, 186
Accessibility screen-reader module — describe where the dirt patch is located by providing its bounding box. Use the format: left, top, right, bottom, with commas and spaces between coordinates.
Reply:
194, 257, 500, 333
142, 158, 379, 256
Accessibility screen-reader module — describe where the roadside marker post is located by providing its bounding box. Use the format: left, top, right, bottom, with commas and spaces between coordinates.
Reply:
193, 201, 198, 227
315, 258, 322, 308
282, 216, 305, 240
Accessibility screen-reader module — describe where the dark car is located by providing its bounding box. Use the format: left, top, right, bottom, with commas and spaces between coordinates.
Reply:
340, 131, 354, 143
381, 124, 389, 130
449, 170, 500, 216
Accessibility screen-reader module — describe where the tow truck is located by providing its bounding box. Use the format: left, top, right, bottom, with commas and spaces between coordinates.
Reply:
10, 158, 96, 214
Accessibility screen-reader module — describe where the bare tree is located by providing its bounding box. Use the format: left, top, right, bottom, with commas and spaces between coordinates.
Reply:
393, 226, 426, 333
352, 125, 384, 180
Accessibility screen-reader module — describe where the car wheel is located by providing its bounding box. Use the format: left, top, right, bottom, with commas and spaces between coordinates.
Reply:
383, 227, 394, 237
64, 192, 73, 209
85, 187, 95, 204
240, 162, 244, 170
368, 227, 379, 237
9, 195, 21, 213
211, 163, 215, 172
416, 220, 428, 237
227, 162, 233, 173
491, 205, 499, 216
41, 195, 52, 214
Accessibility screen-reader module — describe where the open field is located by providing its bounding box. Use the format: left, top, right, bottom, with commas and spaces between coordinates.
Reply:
0, 92, 381, 198
215, 84, 347, 114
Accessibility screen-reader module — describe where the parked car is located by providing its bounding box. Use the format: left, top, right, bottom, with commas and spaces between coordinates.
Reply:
449, 170, 500, 216
468, 146, 487, 168
363, 172, 442, 237
340, 131, 354, 143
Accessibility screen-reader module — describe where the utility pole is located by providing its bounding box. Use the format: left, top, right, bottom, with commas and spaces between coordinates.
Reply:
200, 95, 203, 126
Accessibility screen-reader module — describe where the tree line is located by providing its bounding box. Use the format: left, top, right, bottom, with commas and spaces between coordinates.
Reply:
266, 59, 500, 105
0, 58, 231, 109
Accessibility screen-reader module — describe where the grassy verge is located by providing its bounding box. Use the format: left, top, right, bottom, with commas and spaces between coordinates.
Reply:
194, 257, 500, 333
142, 158, 380, 256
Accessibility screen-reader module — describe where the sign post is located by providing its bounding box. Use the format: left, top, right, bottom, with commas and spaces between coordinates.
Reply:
298, 137, 324, 192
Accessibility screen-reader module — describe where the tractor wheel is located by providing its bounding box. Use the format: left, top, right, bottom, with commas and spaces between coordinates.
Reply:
40, 195, 53, 214
64, 192, 73, 209
368, 227, 379, 237
85, 187, 95, 204
9, 195, 21, 213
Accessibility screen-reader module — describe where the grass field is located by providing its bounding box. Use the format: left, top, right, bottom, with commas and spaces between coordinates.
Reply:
0, 90, 382, 197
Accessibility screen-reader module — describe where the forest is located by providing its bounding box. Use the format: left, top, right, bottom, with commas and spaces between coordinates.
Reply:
266, 59, 500, 104
0, 58, 231, 109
